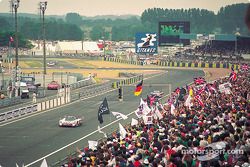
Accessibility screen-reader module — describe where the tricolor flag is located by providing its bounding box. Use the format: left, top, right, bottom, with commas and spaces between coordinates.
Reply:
134, 80, 143, 96
195, 95, 204, 107
112, 111, 128, 120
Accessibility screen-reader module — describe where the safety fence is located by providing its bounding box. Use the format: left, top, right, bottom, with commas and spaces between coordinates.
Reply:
0, 88, 71, 123
104, 57, 242, 70
70, 77, 96, 90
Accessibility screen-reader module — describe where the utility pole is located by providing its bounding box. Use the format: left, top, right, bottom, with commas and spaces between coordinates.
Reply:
40, 1, 47, 96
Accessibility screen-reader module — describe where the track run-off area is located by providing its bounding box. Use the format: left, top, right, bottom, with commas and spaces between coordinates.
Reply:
0, 69, 203, 166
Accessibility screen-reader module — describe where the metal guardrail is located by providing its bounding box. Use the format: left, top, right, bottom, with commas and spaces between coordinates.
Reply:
70, 77, 95, 90
70, 83, 112, 102
0, 97, 21, 109
0, 104, 37, 123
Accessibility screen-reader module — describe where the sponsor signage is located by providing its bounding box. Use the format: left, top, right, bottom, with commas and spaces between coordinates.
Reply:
135, 33, 158, 54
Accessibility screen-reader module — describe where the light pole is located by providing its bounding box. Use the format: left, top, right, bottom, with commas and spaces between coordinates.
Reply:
12, 0, 20, 96
40, 1, 47, 96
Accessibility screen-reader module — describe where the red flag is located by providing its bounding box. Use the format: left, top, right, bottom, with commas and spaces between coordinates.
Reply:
9, 36, 14, 43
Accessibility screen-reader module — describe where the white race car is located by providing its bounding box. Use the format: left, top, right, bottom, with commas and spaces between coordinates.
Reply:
59, 116, 82, 127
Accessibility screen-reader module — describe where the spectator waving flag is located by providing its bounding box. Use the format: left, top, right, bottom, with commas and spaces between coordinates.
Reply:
97, 97, 110, 124
134, 80, 143, 96
135, 98, 151, 118
119, 123, 127, 139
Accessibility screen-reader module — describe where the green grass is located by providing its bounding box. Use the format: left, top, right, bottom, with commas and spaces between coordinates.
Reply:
25, 61, 43, 68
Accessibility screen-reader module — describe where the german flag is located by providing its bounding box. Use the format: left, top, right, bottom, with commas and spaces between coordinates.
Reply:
134, 80, 143, 96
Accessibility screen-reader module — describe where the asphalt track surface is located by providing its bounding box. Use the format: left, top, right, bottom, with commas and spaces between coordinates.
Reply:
0, 69, 203, 166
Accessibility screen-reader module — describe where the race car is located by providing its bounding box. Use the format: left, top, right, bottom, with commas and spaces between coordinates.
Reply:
59, 116, 82, 127
47, 61, 56, 67
150, 90, 164, 99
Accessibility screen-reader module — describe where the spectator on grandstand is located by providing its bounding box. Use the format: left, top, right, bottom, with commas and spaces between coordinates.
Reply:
64, 70, 249, 167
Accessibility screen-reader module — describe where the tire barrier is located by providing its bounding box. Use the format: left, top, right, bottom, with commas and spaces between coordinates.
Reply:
104, 58, 242, 70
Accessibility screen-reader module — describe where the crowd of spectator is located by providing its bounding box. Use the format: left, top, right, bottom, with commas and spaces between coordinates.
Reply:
62, 68, 249, 166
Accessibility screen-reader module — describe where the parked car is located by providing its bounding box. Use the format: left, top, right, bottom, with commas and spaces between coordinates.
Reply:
47, 81, 60, 90
20, 76, 40, 92
59, 116, 82, 127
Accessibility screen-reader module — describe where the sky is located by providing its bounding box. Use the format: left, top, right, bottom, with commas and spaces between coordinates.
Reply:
0, 0, 249, 16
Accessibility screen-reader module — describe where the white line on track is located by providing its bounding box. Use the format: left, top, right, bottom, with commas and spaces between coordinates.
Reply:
25, 111, 135, 167
24, 72, 167, 166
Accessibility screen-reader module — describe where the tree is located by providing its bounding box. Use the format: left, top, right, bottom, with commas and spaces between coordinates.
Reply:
65, 13, 83, 26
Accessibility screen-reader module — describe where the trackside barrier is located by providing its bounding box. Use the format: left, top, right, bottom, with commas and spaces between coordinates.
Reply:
112, 74, 143, 89
0, 89, 71, 123
0, 104, 38, 123
104, 58, 242, 70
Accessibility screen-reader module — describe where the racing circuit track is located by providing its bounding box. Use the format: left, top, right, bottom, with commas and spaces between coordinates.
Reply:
0, 69, 203, 166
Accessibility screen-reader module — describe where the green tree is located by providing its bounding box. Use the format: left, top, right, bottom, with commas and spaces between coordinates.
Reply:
65, 13, 83, 26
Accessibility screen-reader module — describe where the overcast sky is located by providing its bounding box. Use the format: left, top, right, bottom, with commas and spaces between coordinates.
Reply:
0, 0, 248, 16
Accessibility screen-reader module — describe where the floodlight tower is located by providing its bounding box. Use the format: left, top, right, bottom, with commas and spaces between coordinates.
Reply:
40, 1, 47, 95
12, 0, 20, 96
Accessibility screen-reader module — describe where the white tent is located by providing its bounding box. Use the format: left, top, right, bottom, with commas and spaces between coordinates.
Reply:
55, 41, 100, 53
